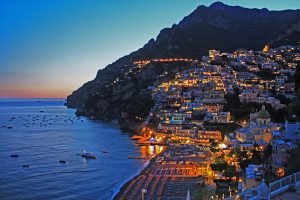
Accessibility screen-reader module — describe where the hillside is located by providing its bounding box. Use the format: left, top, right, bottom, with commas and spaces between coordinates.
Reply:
66, 2, 300, 131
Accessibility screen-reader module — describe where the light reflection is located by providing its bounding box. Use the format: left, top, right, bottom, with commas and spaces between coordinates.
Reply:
139, 145, 165, 158
149, 145, 154, 155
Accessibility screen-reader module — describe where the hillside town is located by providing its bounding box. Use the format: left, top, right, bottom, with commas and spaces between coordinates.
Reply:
116, 45, 300, 200
3, 1, 300, 200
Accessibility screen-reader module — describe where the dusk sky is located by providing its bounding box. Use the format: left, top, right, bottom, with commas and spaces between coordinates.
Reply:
1, 0, 299, 98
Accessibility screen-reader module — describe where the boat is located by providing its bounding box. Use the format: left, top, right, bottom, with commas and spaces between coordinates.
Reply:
81, 152, 96, 159
21, 164, 30, 168
102, 150, 108, 154
10, 154, 19, 158
131, 135, 144, 140
59, 160, 66, 164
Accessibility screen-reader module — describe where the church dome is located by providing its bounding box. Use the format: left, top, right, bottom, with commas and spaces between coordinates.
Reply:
257, 105, 270, 119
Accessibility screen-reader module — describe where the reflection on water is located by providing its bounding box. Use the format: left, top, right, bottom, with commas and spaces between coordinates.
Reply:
139, 145, 165, 158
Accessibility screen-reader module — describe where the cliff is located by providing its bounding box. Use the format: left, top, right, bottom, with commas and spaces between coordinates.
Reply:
67, 2, 300, 132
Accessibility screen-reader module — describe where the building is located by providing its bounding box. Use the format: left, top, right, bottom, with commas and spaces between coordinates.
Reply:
245, 164, 264, 188
235, 106, 279, 144
209, 49, 220, 61
197, 130, 222, 141
203, 90, 225, 104
239, 90, 258, 103
272, 139, 298, 172
204, 112, 231, 123
249, 105, 271, 126
263, 44, 270, 53
284, 121, 300, 143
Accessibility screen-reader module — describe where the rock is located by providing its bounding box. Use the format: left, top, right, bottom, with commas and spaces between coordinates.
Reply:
121, 112, 129, 118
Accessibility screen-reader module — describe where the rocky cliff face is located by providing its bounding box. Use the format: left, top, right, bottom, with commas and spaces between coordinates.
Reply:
71, 60, 188, 132
67, 2, 300, 132
271, 12, 300, 46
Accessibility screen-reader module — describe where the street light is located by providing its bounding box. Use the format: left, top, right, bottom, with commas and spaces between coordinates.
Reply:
141, 188, 147, 200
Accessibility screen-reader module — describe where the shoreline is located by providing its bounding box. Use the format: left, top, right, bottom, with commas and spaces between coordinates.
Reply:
112, 150, 164, 200
111, 159, 150, 200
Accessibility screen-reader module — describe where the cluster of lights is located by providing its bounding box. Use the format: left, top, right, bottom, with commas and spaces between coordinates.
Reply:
133, 58, 197, 65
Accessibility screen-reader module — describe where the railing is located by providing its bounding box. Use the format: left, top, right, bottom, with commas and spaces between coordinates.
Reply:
269, 175, 291, 197
226, 171, 300, 200
269, 171, 300, 198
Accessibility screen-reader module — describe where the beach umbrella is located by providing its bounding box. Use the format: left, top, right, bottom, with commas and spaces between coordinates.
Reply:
186, 190, 190, 200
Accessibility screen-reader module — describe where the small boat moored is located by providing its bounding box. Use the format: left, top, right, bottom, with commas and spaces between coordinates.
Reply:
81, 151, 96, 159
10, 154, 19, 158
59, 160, 66, 164
102, 150, 108, 154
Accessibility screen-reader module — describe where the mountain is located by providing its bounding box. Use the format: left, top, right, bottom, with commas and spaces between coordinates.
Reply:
66, 2, 300, 131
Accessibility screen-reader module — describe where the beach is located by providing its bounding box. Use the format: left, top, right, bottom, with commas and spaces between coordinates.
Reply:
113, 146, 213, 200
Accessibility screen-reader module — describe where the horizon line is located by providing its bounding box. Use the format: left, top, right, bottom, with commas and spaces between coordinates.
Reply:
0, 97, 66, 99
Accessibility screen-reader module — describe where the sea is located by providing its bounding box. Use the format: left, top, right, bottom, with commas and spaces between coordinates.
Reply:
0, 98, 155, 200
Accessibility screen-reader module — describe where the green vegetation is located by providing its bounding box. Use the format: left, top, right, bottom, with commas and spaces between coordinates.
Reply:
229, 145, 272, 169
224, 93, 260, 122
205, 122, 241, 138
223, 166, 236, 178
211, 161, 228, 172
196, 187, 215, 200
224, 93, 288, 123
295, 63, 300, 92
210, 155, 237, 178
256, 68, 276, 80
233, 149, 251, 169
209, 139, 219, 153
288, 63, 300, 121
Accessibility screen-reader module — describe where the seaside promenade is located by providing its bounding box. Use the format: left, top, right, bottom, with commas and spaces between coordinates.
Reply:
115, 153, 215, 200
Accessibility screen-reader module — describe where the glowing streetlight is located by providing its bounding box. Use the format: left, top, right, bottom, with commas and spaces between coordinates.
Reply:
141, 188, 147, 200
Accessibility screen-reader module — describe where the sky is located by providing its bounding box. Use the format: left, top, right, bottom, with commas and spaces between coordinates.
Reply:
1, 0, 300, 98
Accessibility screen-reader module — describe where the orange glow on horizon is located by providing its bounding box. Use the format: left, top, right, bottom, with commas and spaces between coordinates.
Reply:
0, 88, 71, 98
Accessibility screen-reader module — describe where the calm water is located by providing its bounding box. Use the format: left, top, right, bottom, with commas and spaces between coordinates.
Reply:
0, 99, 150, 200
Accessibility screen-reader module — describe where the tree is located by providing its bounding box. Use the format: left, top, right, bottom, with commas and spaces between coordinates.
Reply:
294, 63, 300, 92
196, 187, 215, 200
211, 162, 228, 172
288, 89, 300, 121
250, 149, 262, 165
211, 156, 230, 172
235, 149, 251, 169
223, 165, 236, 178
287, 63, 300, 121
262, 144, 272, 161
209, 139, 219, 153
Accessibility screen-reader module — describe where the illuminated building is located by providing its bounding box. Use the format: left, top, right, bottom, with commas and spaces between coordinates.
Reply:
197, 130, 222, 141
238, 90, 258, 103
209, 49, 220, 61
263, 44, 270, 53
235, 105, 280, 147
